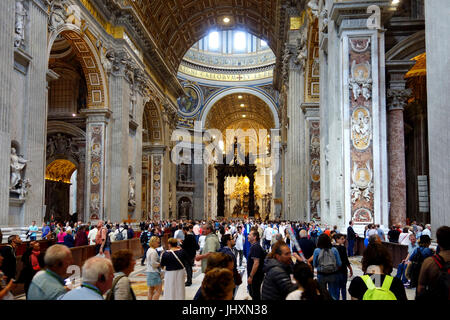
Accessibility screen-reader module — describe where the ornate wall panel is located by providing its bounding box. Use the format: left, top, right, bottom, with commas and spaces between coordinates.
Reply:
309, 120, 320, 219
151, 154, 162, 220
346, 37, 375, 225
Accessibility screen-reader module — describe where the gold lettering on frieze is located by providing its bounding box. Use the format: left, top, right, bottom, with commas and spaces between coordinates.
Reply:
179, 65, 273, 82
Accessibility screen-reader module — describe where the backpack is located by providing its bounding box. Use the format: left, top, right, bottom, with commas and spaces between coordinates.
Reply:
140, 231, 149, 245
317, 248, 338, 274
416, 254, 450, 300
408, 247, 425, 288
361, 275, 397, 300
116, 228, 124, 241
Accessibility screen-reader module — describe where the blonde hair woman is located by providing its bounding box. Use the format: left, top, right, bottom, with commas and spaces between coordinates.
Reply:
146, 236, 162, 300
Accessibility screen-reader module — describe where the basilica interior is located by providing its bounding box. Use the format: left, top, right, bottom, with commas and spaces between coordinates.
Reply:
1, 0, 449, 236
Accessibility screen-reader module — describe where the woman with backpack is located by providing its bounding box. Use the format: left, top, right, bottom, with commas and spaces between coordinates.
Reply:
312, 234, 342, 300
349, 242, 407, 300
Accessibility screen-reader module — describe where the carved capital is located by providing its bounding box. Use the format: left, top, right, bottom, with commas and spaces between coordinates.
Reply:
47, 0, 70, 33
387, 88, 412, 111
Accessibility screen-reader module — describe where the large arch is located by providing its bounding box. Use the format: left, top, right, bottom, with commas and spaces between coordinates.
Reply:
200, 87, 280, 129
47, 24, 109, 109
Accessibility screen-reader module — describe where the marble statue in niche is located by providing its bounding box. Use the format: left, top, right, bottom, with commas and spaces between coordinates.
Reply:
349, 60, 372, 101
351, 161, 374, 204
14, 0, 27, 48
128, 166, 136, 209
10, 147, 29, 190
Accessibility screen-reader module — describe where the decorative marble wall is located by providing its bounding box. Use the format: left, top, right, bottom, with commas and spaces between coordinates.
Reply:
87, 124, 104, 220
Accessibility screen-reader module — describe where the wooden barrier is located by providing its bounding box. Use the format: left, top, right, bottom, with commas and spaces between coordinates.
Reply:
4, 238, 142, 297
353, 237, 409, 267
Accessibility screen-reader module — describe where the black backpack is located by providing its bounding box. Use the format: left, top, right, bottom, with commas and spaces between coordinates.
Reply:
409, 248, 425, 288
417, 254, 450, 300
140, 231, 149, 245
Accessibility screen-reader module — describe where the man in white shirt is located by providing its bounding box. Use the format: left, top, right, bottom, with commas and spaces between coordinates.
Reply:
88, 226, 98, 245
421, 224, 432, 238
263, 224, 273, 252
234, 225, 244, 268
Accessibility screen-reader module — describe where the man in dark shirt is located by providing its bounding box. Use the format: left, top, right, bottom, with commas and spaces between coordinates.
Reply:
347, 220, 357, 257
298, 229, 316, 259
334, 234, 353, 300
388, 226, 400, 243
247, 229, 266, 300
0, 235, 22, 281
181, 225, 199, 286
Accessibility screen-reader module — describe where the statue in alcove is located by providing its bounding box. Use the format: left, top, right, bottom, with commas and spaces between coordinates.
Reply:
10, 147, 29, 192
128, 167, 136, 209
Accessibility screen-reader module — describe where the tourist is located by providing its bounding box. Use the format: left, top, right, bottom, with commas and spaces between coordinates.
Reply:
28, 221, 38, 241
407, 234, 434, 288
247, 229, 266, 300
263, 223, 273, 252
181, 225, 199, 286
261, 241, 297, 300
17, 241, 43, 298
347, 220, 357, 257
28, 244, 73, 300
41, 222, 51, 240
140, 226, 151, 266
349, 242, 407, 300
201, 268, 235, 300
388, 225, 400, 243
74, 225, 88, 247
219, 234, 242, 297
197, 224, 220, 273
416, 226, 450, 300
396, 233, 419, 286
376, 224, 386, 242
160, 237, 188, 300
59, 256, 114, 300
194, 252, 234, 300
286, 262, 331, 301
333, 233, 353, 300
0, 252, 15, 300
63, 229, 75, 248
174, 224, 184, 243
95, 220, 111, 259
56, 227, 66, 244
312, 233, 342, 300
298, 229, 316, 259
398, 227, 411, 245
422, 224, 432, 238
146, 236, 162, 300
107, 249, 136, 300
114, 224, 128, 241
0, 235, 22, 281
233, 225, 244, 268
88, 224, 98, 245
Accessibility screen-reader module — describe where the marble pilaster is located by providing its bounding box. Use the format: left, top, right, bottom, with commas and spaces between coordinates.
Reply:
0, 0, 15, 226
82, 108, 111, 222
425, 0, 450, 232
330, 1, 391, 232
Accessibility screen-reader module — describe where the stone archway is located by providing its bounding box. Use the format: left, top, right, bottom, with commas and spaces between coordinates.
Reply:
47, 25, 109, 221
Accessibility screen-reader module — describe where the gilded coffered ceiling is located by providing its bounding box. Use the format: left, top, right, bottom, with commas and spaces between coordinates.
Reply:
205, 93, 275, 133
130, 0, 284, 73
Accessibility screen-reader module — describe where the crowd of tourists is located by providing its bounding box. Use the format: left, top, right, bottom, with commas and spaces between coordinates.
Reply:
0, 218, 448, 301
